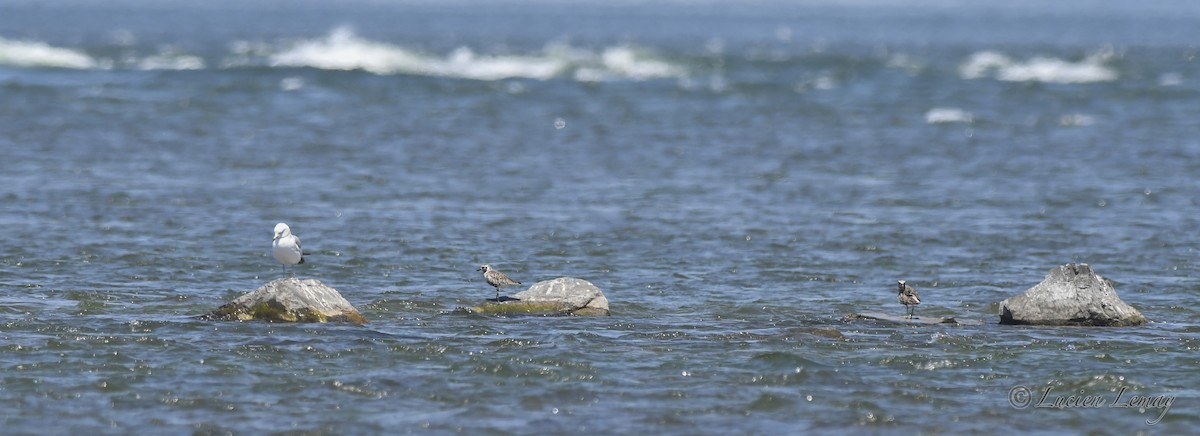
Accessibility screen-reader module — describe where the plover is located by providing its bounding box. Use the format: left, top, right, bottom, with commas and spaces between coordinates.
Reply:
897, 279, 921, 319
272, 223, 305, 274
478, 264, 521, 301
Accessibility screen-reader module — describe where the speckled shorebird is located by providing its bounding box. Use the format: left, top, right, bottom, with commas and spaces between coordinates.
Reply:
897, 279, 921, 319
272, 223, 305, 274
478, 264, 521, 301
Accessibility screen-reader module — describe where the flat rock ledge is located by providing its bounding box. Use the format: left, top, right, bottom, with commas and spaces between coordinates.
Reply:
474, 277, 610, 316
203, 278, 366, 324
998, 263, 1146, 326
845, 311, 982, 326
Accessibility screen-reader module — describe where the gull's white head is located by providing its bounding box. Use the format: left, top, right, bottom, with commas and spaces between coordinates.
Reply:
273, 222, 291, 240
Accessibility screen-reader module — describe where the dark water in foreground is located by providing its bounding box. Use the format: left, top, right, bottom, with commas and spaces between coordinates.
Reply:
2, 1, 1200, 433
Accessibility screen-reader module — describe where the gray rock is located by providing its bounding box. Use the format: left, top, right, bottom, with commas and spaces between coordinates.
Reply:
476, 277, 610, 316
204, 277, 366, 324
846, 311, 982, 326
998, 263, 1146, 326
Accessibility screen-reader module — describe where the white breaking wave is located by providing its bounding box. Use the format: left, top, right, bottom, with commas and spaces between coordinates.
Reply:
0, 37, 98, 69
959, 50, 1117, 84
267, 27, 685, 82
268, 28, 442, 76
137, 50, 206, 71
441, 46, 566, 81
924, 107, 973, 124
574, 46, 686, 82
0, 29, 687, 82
0, 36, 202, 71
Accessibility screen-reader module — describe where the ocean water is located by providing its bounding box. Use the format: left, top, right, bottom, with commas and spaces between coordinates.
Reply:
2, 0, 1199, 433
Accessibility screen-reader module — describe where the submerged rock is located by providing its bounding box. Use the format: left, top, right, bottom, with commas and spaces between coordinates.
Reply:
998, 263, 1146, 326
845, 311, 981, 326
474, 277, 610, 316
204, 277, 366, 324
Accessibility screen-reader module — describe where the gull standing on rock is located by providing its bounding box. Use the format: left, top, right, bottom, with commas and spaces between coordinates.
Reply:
272, 223, 305, 274
897, 279, 921, 319
478, 264, 521, 301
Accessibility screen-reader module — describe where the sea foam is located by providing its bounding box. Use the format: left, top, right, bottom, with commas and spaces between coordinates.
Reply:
0, 37, 98, 69
268, 27, 429, 75
959, 50, 1117, 84
137, 50, 206, 71
925, 107, 973, 124
0, 29, 687, 82
267, 27, 684, 82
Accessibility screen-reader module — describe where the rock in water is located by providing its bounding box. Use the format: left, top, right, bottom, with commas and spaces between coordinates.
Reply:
845, 311, 982, 326
205, 278, 366, 324
998, 263, 1146, 326
474, 277, 610, 316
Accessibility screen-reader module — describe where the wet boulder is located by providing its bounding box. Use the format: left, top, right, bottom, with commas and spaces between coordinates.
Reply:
998, 263, 1146, 326
205, 277, 366, 324
844, 312, 981, 326
474, 277, 610, 316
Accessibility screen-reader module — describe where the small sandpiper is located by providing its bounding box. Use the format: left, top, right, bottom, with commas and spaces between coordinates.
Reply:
478, 264, 521, 301
897, 279, 921, 319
